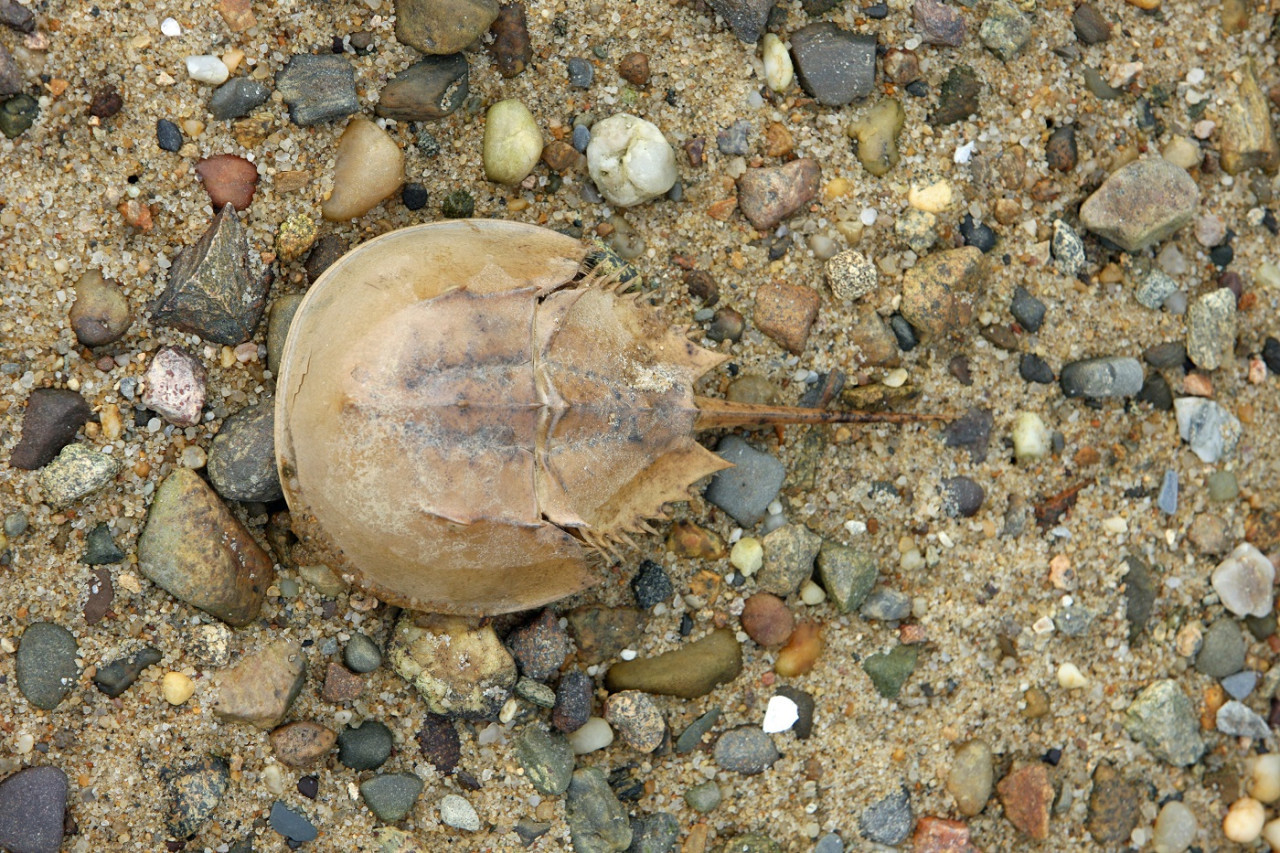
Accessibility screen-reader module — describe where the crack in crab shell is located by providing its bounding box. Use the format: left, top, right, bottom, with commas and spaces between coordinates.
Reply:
275, 220, 728, 615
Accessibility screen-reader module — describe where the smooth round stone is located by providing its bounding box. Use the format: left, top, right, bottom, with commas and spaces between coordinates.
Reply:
761, 33, 793, 92
338, 720, 394, 770
270, 721, 338, 767
439, 793, 480, 831
343, 633, 382, 673
322, 117, 405, 221
16, 622, 79, 710
713, 726, 779, 775
394, 0, 498, 56
566, 717, 614, 754
70, 269, 131, 346
1010, 285, 1046, 332
186, 55, 229, 85
1012, 411, 1050, 461
586, 113, 677, 206
269, 801, 317, 843
1153, 800, 1197, 853
1224, 797, 1266, 843
1207, 471, 1239, 502
1249, 755, 1280, 803
684, 781, 722, 813
1059, 356, 1144, 398
0, 766, 68, 853
359, 773, 424, 823
825, 249, 877, 300
1212, 544, 1275, 618
947, 740, 993, 817
209, 78, 271, 120
483, 98, 542, 184
514, 725, 574, 794
207, 401, 281, 502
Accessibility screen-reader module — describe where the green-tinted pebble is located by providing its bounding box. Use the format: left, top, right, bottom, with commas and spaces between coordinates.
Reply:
862, 644, 918, 699
1207, 471, 1239, 502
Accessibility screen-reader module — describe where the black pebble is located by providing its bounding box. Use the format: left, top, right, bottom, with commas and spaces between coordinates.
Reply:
864, 2, 889, 18
82, 523, 125, 565
1135, 374, 1173, 411
905, 80, 929, 98
297, 776, 319, 799
269, 801, 317, 843
1209, 244, 1233, 268
1143, 341, 1187, 368
1263, 337, 1280, 374
941, 476, 985, 518
889, 314, 917, 351
156, 119, 183, 152
1019, 353, 1055, 384
1009, 285, 1046, 332
402, 182, 428, 211
631, 560, 673, 608
943, 407, 994, 464
959, 213, 997, 253
567, 57, 593, 88
93, 647, 162, 697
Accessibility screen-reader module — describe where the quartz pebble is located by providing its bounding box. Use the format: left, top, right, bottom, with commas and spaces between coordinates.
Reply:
761, 33, 792, 92
483, 98, 542, 185
1153, 801, 1197, 853
162, 671, 196, 705
323, 117, 404, 221
143, 346, 206, 426
1224, 797, 1266, 843
1248, 755, 1280, 803
566, 717, 614, 754
1212, 544, 1275, 618
585, 113, 676, 206
1174, 397, 1240, 463
1217, 700, 1270, 738
185, 55, 229, 85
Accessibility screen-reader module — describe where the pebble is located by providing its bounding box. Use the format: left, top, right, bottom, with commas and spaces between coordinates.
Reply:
604, 690, 665, 752
630, 560, 673, 608
1190, 514, 1231, 556
1153, 800, 1197, 853
93, 646, 162, 697
568, 606, 644, 664
899, 246, 982, 341
567, 716, 614, 754
514, 724, 575, 794
0, 766, 67, 853
185, 55, 229, 85
741, 593, 794, 646
896, 208, 938, 253
566, 767, 630, 850
16, 622, 79, 710
164, 756, 230, 838
1208, 470, 1239, 502
75, 528, 117, 566
1073, 3, 1112, 43
553, 670, 594, 733
342, 633, 382, 674
1220, 61, 1279, 176
581, 113, 675, 206
1174, 397, 1240, 463
816, 541, 877, 612
153, 204, 265, 345
488, 2, 531, 77
758, 523, 821, 596
1186, 288, 1236, 370
705, 435, 785, 525
762, 694, 799, 734
9, 387, 91, 470
1019, 353, 1054, 384
716, 118, 751, 155
752, 281, 820, 354
324, 116, 404, 220
1123, 679, 1204, 766
947, 739, 993, 817
1058, 356, 1143, 398
931, 64, 980, 125
1218, 700, 1271, 738
517, 678, 556, 708
322, 661, 365, 702
761, 33, 792, 92
825, 249, 878, 302
433, 793, 480, 832
617, 51, 649, 86
997, 764, 1053, 839
389, 613, 516, 718
862, 643, 917, 698
162, 671, 196, 705
1009, 285, 1046, 332
1051, 220, 1085, 276
213, 640, 306, 728
507, 609, 571, 681
208, 78, 270, 120
142, 345, 206, 426
39, 443, 120, 507
789, 22, 876, 106
860, 588, 911, 622
605, 628, 742, 699
859, 786, 913, 846
1134, 267, 1179, 309
337, 720, 394, 771
69, 269, 131, 346
684, 780, 722, 813
705, 0, 772, 42
275, 54, 358, 125
940, 476, 985, 518
1213, 544, 1275, 618
360, 773, 424, 823
714, 726, 779, 775
0, 0, 35, 32
1079, 158, 1199, 252
415, 714, 461, 773
0, 93, 39, 139
376, 54, 468, 121
914, 0, 966, 45
138, 468, 273, 625
196, 154, 259, 211
958, 214, 996, 253
847, 99, 904, 177
1144, 340, 1187, 368
979, 0, 1032, 61
1222, 669, 1258, 700
1045, 125, 1078, 173
483, 98, 542, 185
566, 56, 594, 88
270, 800, 318, 843
1156, 469, 1178, 514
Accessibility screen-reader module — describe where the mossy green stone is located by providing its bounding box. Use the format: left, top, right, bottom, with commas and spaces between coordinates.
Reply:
863, 644, 918, 699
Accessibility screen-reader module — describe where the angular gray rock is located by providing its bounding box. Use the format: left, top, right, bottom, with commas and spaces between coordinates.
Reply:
1079, 158, 1199, 252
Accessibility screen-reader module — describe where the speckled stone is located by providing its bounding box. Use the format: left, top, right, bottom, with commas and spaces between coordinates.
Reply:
1124, 679, 1204, 766
275, 54, 358, 125
816, 541, 877, 613
38, 443, 121, 508
603, 690, 665, 752
704, 0, 773, 42
758, 523, 822, 597
859, 786, 913, 846
737, 159, 821, 231
16, 622, 80, 710
390, 612, 517, 719
506, 609, 571, 681
978, 0, 1032, 61
270, 721, 337, 767
1185, 288, 1237, 371
207, 400, 281, 502
163, 756, 230, 838
713, 726, 779, 775
213, 640, 306, 729
0, 766, 67, 853
1079, 158, 1199, 252
514, 724, 575, 795
997, 764, 1053, 840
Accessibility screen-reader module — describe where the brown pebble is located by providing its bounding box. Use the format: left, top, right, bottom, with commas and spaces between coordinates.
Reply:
69, 269, 132, 346
541, 139, 581, 173
948, 355, 973, 385
417, 714, 462, 774
196, 154, 259, 211
753, 281, 820, 354
899, 246, 983, 342
321, 661, 365, 702
912, 816, 976, 853
488, 2, 531, 77
683, 270, 719, 306
305, 234, 349, 284
775, 621, 822, 677
270, 721, 337, 767
684, 137, 706, 167
88, 84, 123, 118
1021, 689, 1050, 720
997, 764, 1053, 840
1086, 762, 1141, 844
882, 48, 920, 84
117, 199, 153, 231
666, 520, 726, 559
84, 567, 114, 626
217, 0, 257, 31
1045, 125, 1078, 172
763, 122, 793, 158
740, 594, 794, 647
617, 51, 650, 86
737, 158, 821, 230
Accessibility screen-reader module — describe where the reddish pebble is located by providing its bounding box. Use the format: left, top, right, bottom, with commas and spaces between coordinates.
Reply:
740, 593, 794, 647
117, 199, 153, 231
912, 816, 978, 853
321, 662, 364, 702
997, 764, 1053, 840
141, 345, 206, 426
196, 154, 259, 211
899, 623, 927, 645
617, 52, 650, 86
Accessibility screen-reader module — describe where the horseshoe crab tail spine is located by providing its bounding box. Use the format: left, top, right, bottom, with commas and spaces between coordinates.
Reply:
692, 396, 948, 430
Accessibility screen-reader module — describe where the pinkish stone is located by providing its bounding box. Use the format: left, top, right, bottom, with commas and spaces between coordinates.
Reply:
142, 346, 207, 426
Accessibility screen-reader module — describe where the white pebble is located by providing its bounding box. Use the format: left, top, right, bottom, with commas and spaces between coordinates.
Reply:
322, 116, 405, 221
567, 717, 614, 755
162, 671, 195, 705
586, 114, 677, 206
185, 55, 229, 85
1262, 817, 1280, 851
883, 368, 908, 388
619, 649, 637, 661
160, 17, 182, 37
762, 695, 799, 733
1223, 797, 1266, 844
1056, 662, 1087, 689
1152, 801, 1197, 853
860, 207, 878, 226
1162, 137, 1201, 170
953, 141, 975, 164
1012, 411, 1050, 461
1212, 543, 1275, 619
761, 33, 794, 93
439, 793, 480, 831
907, 180, 953, 213
730, 537, 763, 576
261, 763, 285, 796
1185, 67, 1205, 85
483, 99, 543, 185
1248, 754, 1280, 804
799, 580, 826, 606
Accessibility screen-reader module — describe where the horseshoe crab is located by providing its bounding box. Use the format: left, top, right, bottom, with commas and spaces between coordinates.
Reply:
276, 220, 933, 615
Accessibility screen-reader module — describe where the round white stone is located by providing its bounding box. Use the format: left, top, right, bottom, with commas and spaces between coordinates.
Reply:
1012, 411, 1050, 461
483, 99, 543, 185
586, 114, 677, 207
161, 17, 182, 36
567, 717, 614, 755
1056, 662, 1087, 689
185, 55, 230, 85
1212, 543, 1275, 618
1152, 801, 1197, 853
729, 537, 763, 576
1248, 754, 1280, 804
1223, 797, 1265, 843
761, 33, 793, 93
762, 695, 799, 733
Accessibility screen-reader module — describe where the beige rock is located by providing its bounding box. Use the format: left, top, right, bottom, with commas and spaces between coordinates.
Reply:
483, 99, 543, 185
322, 117, 405, 222
389, 612, 517, 718
1221, 62, 1279, 176
213, 640, 306, 729
162, 672, 196, 705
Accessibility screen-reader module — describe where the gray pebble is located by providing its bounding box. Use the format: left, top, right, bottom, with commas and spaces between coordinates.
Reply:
343, 633, 382, 673
572, 123, 591, 152
375, 54, 469, 121
705, 435, 785, 526
1079, 158, 1199, 252
628, 812, 679, 853
860, 588, 911, 622
940, 475, 985, 517
1143, 341, 1187, 368
1134, 268, 1179, 310
858, 786, 913, 846
713, 726, 779, 775
1124, 679, 1204, 766
81, 522, 125, 565
566, 768, 630, 850
513, 725, 575, 796
338, 720, 394, 771
1010, 285, 1046, 332
814, 833, 845, 853
1186, 288, 1237, 371
676, 707, 721, 754
269, 800, 317, 842
1056, 604, 1092, 637
275, 54, 358, 126
208, 400, 281, 502
567, 57, 594, 88
789, 22, 876, 106
1156, 469, 1178, 515
16, 622, 79, 710
1174, 397, 1240, 463
816, 541, 877, 613
0, 766, 67, 853
1216, 700, 1270, 738
684, 780, 722, 813
359, 772, 424, 823
93, 646, 162, 697
1221, 670, 1258, 700
515, 677, 557, 708
209, 78, 271, 121
716, 118, 751, 155
1207, 471, 1239, 502
1059, 356, 1144, 398
4, 511, 28, 538
1195, 618, 1245, 679
439, 793, 480, 831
